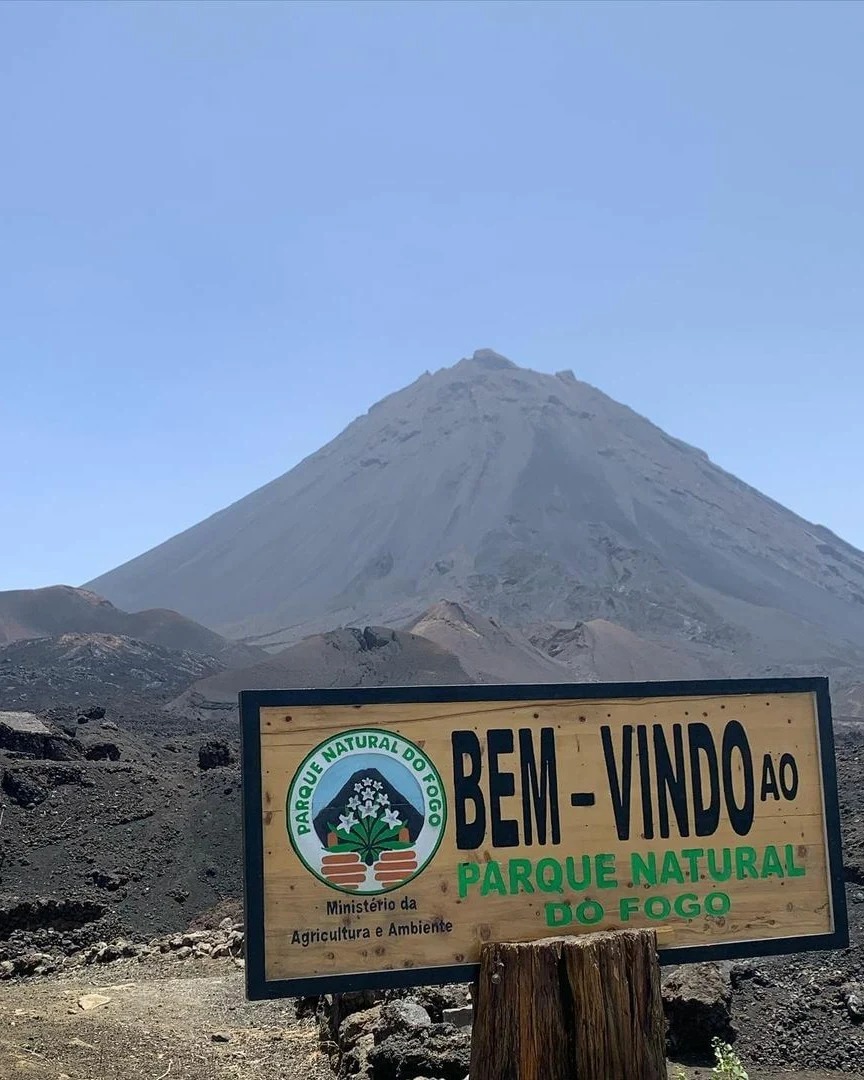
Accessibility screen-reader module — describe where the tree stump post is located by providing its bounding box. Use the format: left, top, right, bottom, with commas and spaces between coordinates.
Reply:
469, 929, 665, 1080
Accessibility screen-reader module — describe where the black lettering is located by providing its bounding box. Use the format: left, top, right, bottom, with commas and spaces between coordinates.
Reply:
779, 753, 799, 800
487, 729, 519, 847
688, 722, 720, 836
519, 727, 561, 845
451, 731, 485, 849
637, 725, 654, 840
722, 720, 754, 836
653, 723, 689, 838
601, 725, 633, 841
760, 752, 780, 801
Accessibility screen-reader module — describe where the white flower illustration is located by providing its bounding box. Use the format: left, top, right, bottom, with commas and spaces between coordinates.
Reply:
372, 780, 383, 790
353, 782, 364, 793
359, 800, 378, 819
377, 792, 390, 807
347, 795, 360, 810
338, 812, 358, 832
382, 808, 402, 829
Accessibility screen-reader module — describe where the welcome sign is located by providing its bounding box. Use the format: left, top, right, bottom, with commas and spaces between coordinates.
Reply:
240, 678, 846, 999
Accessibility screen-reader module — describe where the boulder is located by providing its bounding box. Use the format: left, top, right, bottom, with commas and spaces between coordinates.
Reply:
367, 1023, 470, 1080
198, 740, 233, 770
84, 742, 120, 761
843, 983, 864, 1023
1, 763, 83, 807
375, 1000, 432, 1041
91, 869, 127, 891
442, 1006, 472, 1029
78, 706, 106, 722
342, 1031, 375, 1077
663, 962, 734, 1058
339, 1006, 383, 1051
323, 991, 388, 1043
2, 768, 48, 807
390, 984, 469, 1022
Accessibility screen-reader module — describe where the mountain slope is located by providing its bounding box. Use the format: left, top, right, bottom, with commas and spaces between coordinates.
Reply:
0, 632, 224, 711
407, 600, 574, 683
0, 586, 262, 668
177, 625, 472, 708
87, 350, 864, 680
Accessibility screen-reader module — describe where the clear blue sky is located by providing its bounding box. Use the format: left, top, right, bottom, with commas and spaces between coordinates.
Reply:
2, 1, 863, 593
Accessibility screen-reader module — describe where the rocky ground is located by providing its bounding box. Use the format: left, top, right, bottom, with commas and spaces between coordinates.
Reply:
0, 955, 329, 1080
0, 948, 860, 1080
0, 633, 224, 714
0, 702, 243, 949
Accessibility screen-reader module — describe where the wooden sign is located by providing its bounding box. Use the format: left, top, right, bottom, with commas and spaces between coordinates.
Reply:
240, 677, 847, 1000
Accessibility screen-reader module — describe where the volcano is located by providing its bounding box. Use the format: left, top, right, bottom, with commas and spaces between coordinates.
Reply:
87, 349, 864, 685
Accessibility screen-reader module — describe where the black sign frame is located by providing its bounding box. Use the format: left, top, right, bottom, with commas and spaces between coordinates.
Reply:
241, 676, 847, 1001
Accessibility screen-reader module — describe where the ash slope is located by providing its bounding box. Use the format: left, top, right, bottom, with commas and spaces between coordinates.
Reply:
0, 633, 224, 713
0, 585, 262, 669
88, 350, 864, 679
178, 599, 722, 710
176, 625, 472, 709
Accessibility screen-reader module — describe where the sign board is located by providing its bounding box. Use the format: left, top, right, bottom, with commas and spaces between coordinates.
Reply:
240, 677, 846, 1000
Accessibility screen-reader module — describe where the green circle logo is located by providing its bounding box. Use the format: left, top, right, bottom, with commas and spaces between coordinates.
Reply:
286, 728, 447, 895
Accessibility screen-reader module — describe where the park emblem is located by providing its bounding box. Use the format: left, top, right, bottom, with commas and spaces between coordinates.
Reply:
286, 728, 447, 894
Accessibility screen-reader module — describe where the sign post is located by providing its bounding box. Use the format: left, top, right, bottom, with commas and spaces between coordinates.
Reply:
470, 929, 665, 1080
240, 677, 846, 1069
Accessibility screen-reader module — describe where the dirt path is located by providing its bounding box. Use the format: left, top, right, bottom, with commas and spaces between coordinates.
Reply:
1, 956, 862, 1080
0, 958, 329, 1080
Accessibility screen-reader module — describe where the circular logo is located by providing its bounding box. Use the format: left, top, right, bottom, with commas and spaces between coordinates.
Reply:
286, 728, 447, 894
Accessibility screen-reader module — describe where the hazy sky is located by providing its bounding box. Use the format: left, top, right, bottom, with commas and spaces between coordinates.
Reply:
2, 1, 863, 593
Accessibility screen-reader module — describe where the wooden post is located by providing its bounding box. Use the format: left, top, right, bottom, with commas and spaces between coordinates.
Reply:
469, 929, 665, 1080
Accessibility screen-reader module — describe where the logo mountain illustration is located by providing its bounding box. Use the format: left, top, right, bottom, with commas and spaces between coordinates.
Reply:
312, 767, 424, 863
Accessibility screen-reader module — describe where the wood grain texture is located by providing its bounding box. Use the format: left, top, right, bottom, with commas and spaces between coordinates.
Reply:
256, 691, 834, 982
469, 930, 665, 1080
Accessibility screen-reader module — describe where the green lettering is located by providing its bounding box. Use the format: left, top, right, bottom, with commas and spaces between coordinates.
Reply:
575, 899, 604, 925
645, 895, 671, 920
735, 846, 759, 879
631, 852, 656, 886
760, 845, 784, 878
660, 850, 685, 885
323, 746, 338, 763
619, 896, 640, 921
707, 848, 732, 881
537, 858, 563, 893
784, 844, 806, 877
457, 863, 480, 898
596, 853, 618, 889
508, 859, 535, 894
481, 861, 507, 897
545, 902, 572, 927
565, 855, 591, 890
673, 893, 700, 917
680, 847, 704, 881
